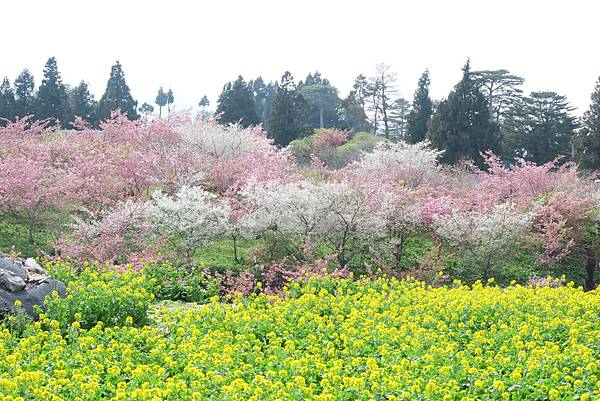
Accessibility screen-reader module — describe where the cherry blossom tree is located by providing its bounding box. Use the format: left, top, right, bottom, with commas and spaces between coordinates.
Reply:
240, 179, 383, 267
353, 140, 444, 188
434, 203, 533, 281
58, 200, 152, 264
145, 186, 231, 270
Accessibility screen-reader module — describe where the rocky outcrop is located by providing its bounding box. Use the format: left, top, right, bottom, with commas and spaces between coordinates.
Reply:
0, 254, 66, 317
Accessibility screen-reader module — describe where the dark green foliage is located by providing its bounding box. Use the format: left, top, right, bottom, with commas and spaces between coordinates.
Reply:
251, 77, 276, 129
298, 72, 341, 129
68, 81, 98, 127
341, 74, 370, 132
573, 76, 600, 172
472, 69, 524, 124
406, 70, 433, 143
138, 102, 154, 116
144, 262, 220, 303
0, 77, 16, 124
503, 91, 578, 164
97, 61, 138, 121
340, 91, 370, 132
389, 97, 411, 140
155, 87, 167, 117
216, 76, 260, 127
166, 88, 174, 113
268, 71, 310, 146
36, 57, 69, 127
198, 95, 209, 109
13, 69, 36, 119
427, 61, 500, 168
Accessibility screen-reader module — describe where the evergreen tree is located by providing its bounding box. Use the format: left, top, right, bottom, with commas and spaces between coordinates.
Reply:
13, 69, 36, 119
268, 71, 310, 146
298, 71, 341, 129
369, 64, 398, 139
0, 77, 16, 124
68, 81, 98, 127
389, 97, 411, 140
251, 77, 276, 129
36, 57, 69, 126
427, 60, 500, 168
340, 90, 370, 132
503, 91, 578, 164
216, 76, 260, 127
406, 70, 433, 143
573, 76, 600, 172
155, 87, 167, 118
198, 95, 209, 109
97, 61, 138, 121
139, 102, 154, 116
472, 69, 524, 124
167, 88, 174, 113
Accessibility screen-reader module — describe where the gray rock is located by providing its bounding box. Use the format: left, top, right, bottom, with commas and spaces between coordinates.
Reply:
0, 270, 26, 292
24, 258, 47, 276
0, 255, 66, 318
0, 279, 67, 317
0, 256, 28, 281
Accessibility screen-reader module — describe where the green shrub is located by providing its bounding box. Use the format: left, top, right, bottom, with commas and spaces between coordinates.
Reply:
144, 261, 221, 303
43, 260, 154, 330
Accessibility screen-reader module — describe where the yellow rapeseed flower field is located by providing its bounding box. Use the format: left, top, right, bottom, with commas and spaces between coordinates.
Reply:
0, 275, 598, 400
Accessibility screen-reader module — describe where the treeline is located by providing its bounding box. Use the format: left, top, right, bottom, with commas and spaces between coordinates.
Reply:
0, 58, 138, 128
216, 62, 600, 171
1, 57, 599, 171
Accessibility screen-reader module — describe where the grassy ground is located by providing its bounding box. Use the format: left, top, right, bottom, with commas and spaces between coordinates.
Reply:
0, 212, 55, 257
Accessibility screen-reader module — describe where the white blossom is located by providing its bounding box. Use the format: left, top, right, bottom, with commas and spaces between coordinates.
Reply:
146, 186, 231, 266
178, 121, 272, 159
240, 180, 383, 266
434, 203, 533, 279
356, 141, 444, 187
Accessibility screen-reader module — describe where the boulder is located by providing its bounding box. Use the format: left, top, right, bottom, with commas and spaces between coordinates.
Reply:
0, 257, 28, 281
0, 254, 66, 318
0, 279, 67, 317
0, 270, 26, 292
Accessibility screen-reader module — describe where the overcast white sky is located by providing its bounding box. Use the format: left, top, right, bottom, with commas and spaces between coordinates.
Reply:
1, 0, 599, 114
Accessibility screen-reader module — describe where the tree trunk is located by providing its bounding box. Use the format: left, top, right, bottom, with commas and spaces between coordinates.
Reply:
28, 218, 35, 244
232, 234, 239, 264
185, 249, 193, 273
584, 247, 597, 291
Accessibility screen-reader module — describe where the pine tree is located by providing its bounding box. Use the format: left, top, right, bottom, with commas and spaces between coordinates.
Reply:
198, 95, 209, 109
167, 88, 174, 113
68, 81, 98, 127
13, 69, 36, 119
472, 69, 524, 124
36, 57, 69, 126
268, 71, 310, 146
216, 76, 260, 127
389, 97, 411, 140
340, 90, 370, 132
503, 91, 578, 164
139, 102, 154, 116
427, 60, 500, 168
97, 61, 139, 121
0, 77, 16, 124
155, 87, 167, 118
573, 76, 600, 172
251, 77, 276, 129
406, 70, 433, 143
298, 71, 341, 129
